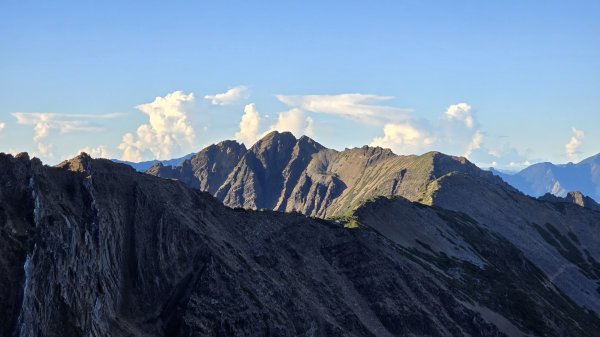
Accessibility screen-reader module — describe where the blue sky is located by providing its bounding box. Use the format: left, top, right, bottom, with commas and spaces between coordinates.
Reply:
1, 0, 599, 169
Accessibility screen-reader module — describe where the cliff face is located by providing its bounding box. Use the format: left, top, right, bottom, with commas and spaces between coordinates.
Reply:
0, 153, 505, 336
148, 131, 502, 218
2, 152, 600, 336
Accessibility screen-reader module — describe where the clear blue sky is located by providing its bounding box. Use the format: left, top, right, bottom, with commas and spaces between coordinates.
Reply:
1, 0, 599, 169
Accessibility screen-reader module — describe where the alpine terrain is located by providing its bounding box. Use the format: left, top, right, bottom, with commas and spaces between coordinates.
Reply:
2, 135, 600, 336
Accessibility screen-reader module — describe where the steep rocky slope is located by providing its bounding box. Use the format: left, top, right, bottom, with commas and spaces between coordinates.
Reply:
422, 172, 600, 316
355, 197, 600, 337
148, 131, 503, 218
0, 153, 501, 336
2, 152, 600, 336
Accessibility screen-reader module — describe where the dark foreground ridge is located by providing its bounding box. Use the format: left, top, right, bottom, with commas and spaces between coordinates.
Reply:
2, 152, 600, 336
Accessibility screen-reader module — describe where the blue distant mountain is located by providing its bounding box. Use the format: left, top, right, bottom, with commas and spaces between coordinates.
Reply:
491, 153, 600, 201
112, 153, 194, 172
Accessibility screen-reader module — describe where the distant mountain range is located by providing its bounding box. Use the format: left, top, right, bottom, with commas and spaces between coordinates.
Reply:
491, 154, 600, 201
112, 153, 194, 172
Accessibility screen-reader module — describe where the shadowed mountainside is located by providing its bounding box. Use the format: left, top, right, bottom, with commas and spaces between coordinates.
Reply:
146, 134, 600, 324
2, 152, 600, 336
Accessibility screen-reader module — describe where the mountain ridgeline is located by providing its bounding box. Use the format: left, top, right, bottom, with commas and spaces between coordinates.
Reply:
492, 154, 600, 201
147, 131, 505, 218
2, 134, 600, 336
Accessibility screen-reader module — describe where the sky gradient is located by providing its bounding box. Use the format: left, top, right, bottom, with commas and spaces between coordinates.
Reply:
1, 1, 599, 169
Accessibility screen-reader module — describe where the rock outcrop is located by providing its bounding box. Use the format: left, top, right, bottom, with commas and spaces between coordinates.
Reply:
538, 191, 600, 211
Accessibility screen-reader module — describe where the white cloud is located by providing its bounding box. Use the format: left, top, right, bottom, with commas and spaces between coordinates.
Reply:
276, 93, 411, 125
37, 142, 54, 158
235, 103, 262, 146
369, 102, 482, 157
118, 91, 196, 161
76, 145, 111, 159
565, 127, 584, 161
267, 108, 314, 137
12, 112, 120, 141
464, 131, 483, 158
204, 86, 249, 105
370, 123, 433, 154
444, 103, 475, 129
11, 112, 121, 161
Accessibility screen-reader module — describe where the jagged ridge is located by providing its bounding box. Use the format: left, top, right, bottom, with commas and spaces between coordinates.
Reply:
147, 131, 506, 218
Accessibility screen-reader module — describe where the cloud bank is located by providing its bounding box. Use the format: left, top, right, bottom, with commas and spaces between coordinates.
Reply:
118, 91, 196, 161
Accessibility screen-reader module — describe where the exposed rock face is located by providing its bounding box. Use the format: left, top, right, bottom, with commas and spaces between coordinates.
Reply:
0, 153, 511, 336
538, 191, 600, 211
2, 152, 600, 336
146, 140, 246, 194
148, 131, 504, 218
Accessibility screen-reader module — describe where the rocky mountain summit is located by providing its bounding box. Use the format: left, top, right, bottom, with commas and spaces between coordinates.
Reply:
147, 131, 505, 218
3, 147, 600, 336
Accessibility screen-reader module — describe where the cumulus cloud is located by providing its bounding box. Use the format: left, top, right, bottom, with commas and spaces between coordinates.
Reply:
204, 86, 249, 105
118, 91, 196, 162
76, 145, 111, 159
267, 108, 314, 137
565, 127, 584, 161
464, 131, 483, 158
235, 103, 262, 146
276, 93, 411, 125
370, 123, 433, 154
444, 103, 475, 129
369, 102, 483, 157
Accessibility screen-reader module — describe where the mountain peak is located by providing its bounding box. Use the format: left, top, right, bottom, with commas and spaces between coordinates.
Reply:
55, 152, 94, 173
